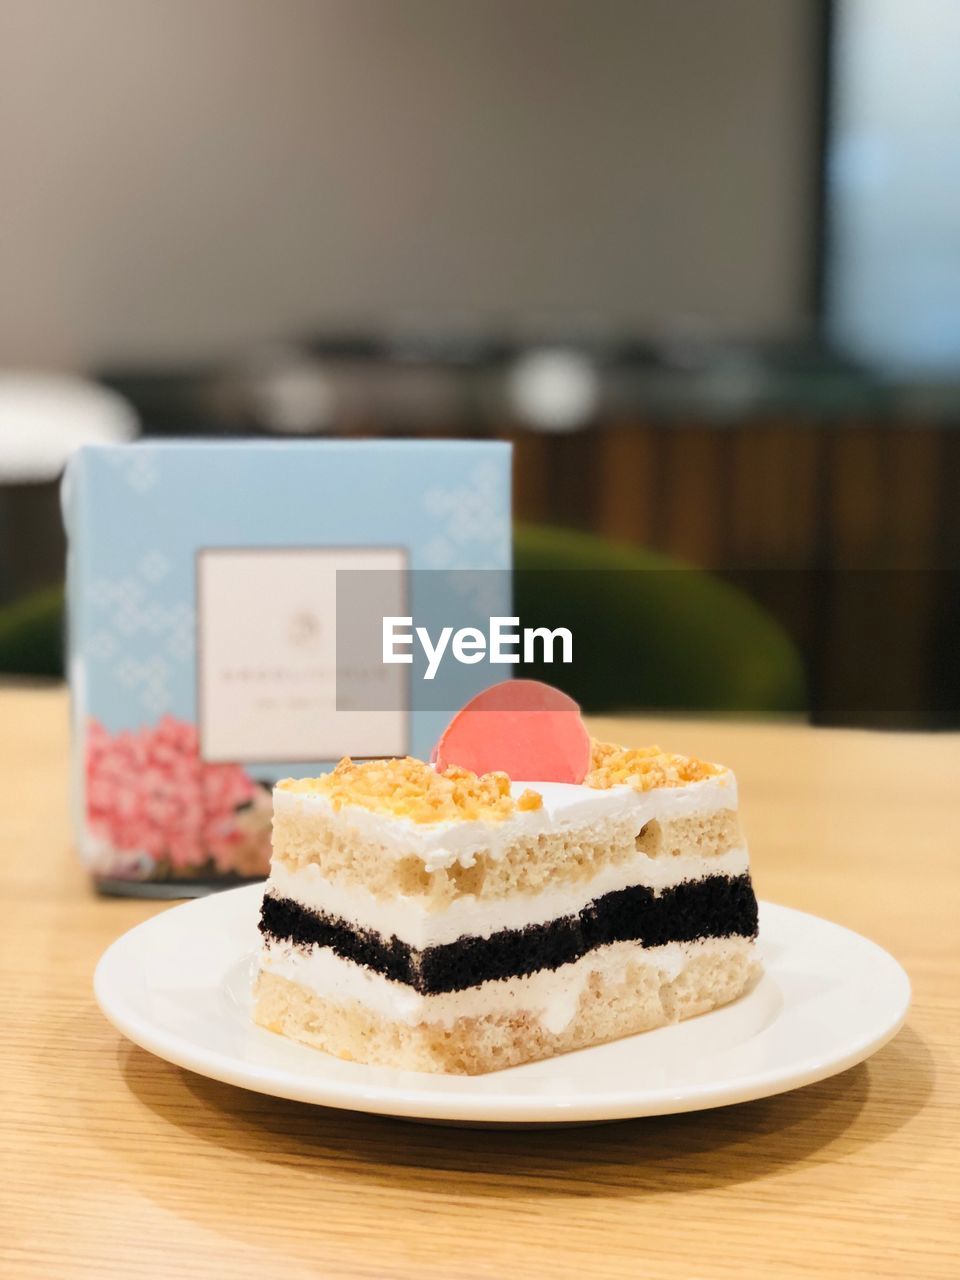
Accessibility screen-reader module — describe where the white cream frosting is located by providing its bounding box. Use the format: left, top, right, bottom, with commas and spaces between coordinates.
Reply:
265, 845, 750, 948
258, 935, 754, 1034
273, 771, 738, 873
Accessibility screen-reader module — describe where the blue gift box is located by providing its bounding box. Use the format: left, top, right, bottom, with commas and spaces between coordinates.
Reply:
63, 439, 511, 892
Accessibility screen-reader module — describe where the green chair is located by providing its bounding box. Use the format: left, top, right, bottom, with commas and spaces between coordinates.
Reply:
514, 524, 805, 714
0, 585, 64, 678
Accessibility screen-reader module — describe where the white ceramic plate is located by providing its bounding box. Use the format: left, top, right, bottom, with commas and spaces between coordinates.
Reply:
94, 886, 910, 1125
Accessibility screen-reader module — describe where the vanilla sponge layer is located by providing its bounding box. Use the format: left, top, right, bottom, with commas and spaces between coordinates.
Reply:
257, 932, 756, 1030
253, 936, 759, 1074
272, 774, 742, 906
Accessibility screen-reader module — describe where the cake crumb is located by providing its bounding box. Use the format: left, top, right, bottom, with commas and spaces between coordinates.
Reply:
516, 788, 543, 811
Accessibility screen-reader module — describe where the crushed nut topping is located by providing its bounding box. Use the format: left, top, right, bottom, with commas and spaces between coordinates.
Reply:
585, 739, 721, 791
277, 757, 543, 824
277, 741, 719, 820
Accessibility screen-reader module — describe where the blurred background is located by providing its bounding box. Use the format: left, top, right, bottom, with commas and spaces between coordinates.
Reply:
1, 0, 958, 727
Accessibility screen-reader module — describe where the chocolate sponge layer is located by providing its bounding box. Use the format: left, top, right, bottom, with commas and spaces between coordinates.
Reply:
259, 874, 758, 996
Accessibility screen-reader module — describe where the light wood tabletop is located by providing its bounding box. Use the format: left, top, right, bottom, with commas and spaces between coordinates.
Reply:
1, 684, 958, 1279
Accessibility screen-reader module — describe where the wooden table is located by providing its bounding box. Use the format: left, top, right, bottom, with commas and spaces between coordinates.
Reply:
2, 685, 958, 1279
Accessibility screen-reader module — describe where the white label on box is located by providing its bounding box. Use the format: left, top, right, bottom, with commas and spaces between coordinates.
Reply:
197, 547, 408, 763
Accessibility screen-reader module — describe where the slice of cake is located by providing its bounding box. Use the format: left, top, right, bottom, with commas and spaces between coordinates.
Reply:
253, 683, 760, 1074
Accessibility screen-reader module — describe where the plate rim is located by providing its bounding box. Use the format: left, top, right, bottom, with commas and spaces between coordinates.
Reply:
94, 888, 912, 1124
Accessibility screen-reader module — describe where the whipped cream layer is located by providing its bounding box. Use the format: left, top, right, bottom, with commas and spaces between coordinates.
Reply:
258, 934, 755, 1034
272, 771, 738, 873
266, 845, 749, 948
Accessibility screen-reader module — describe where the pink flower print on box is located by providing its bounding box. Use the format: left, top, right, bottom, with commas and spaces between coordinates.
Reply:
85, 716, 272, 880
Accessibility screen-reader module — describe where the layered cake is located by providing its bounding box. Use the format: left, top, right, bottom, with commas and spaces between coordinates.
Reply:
253, 682, 760, 1074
